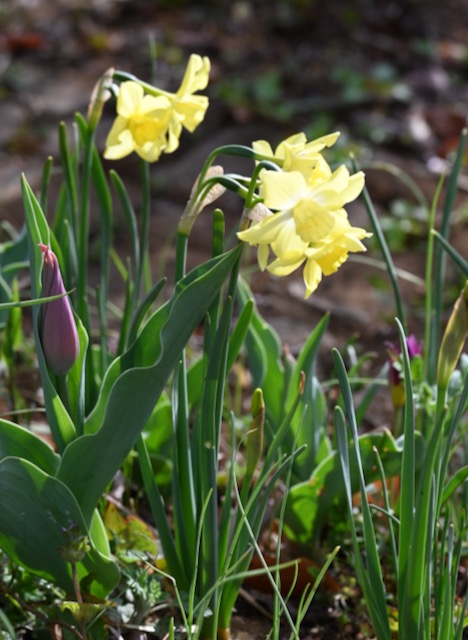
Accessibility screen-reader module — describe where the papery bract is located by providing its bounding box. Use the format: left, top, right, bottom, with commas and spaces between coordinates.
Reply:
39, 243, 80, 376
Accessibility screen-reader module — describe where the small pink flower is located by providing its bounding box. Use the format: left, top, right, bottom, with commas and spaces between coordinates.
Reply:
39, 243, 79, 375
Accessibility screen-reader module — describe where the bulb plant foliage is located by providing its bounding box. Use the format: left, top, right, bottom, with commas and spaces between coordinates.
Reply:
0, 52, 466, 640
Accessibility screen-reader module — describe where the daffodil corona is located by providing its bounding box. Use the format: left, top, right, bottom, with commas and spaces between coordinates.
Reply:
104, 54, 210, 162
238, 149, 370, 297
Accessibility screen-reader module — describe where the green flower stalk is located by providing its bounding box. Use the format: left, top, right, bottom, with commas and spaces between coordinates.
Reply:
437, 280, 468, 394
39, 243, 79, 376
245, 388, 265, 482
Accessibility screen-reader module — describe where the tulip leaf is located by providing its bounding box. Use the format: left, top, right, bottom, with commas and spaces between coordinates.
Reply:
57, 245, 242, 523
0, 419, 60, 475
0, 457, 119, 597
284, 429, 424, 543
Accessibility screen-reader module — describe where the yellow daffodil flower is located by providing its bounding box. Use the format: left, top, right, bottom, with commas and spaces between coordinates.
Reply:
104, 81, 172, 161
237, 165, 370, 297
253, 131, 339, 182
164, 54, 210, 153
104, 54, 210, 162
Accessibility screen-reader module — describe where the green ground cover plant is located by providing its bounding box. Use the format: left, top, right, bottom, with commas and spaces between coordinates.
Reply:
0, 52, 467, 639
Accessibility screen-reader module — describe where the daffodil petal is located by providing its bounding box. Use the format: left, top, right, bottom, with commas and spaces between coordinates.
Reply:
314, 168, 365, 208
177, 54, 210, 96
267, 255, 305, 276
261, 171, 307, 210
257, 244, 270, 270
292, 198, 338, 243
104, 122, 135, 159
237, 209, 293, 246
139, 94, 171, 116
135, 139, 165, 162
174, 95, 209, 131
303, 259, 323, 297
117, 81, 145, 118
252, 139, 274, 159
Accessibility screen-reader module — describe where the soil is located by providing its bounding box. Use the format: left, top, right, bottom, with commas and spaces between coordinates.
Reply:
1, 0, 468, 637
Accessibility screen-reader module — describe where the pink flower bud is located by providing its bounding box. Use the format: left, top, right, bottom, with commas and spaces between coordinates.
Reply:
39, 243, 79, 375
386, 335, 423, 409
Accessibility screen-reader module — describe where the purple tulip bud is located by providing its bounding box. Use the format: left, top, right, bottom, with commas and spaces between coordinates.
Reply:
39, 243, 79, 376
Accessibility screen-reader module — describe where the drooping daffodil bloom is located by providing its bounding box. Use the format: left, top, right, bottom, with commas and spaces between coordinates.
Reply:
104, 54, 210, 162
237, 165, 371, 297
253, 131, 339, 182
164, 54, 210, 153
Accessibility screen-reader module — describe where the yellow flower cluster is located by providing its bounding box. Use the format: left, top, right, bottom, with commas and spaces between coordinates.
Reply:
104, 54, 210, 162
237, 133, 371, 297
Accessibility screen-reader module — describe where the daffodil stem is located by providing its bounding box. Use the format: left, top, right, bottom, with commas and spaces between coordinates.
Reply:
77, 128, 93, 329
424, 172, 445, 386
71, 561, 88, 640
354, 164, 406, 327
137, 159, 151, 297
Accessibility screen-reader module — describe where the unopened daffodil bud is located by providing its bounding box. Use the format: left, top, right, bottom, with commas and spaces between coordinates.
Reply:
437, 281, 468, 393
39, 244, 79, 376
179, 165, 226, 235
245, 388, 265, 479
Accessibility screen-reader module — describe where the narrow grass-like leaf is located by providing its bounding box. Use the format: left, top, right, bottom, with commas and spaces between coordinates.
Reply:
58, 122, 78, 239
352, 157, 405, 327
40, 155, 53, 213
288, 546, 340, 640
136, 435, 188, 590
171, 359, 196, 576
0, 605, 16, 639
333, 347, 392, 637
110, 170, 140, 280
238, 277, 285, 428
395, 317, 415, 621
226, 298, 254, 372
431, 130, 467, 376
372, 446, 398, 580
441, 466, 468, 505
334, 405, 391, 640
432, 230, 468, 277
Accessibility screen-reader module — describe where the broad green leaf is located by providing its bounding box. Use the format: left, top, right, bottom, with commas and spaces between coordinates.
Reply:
284, 429, 424, 543
57, 246, 242, 523
0, 457, 119, 597
0, 419, 59, 475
